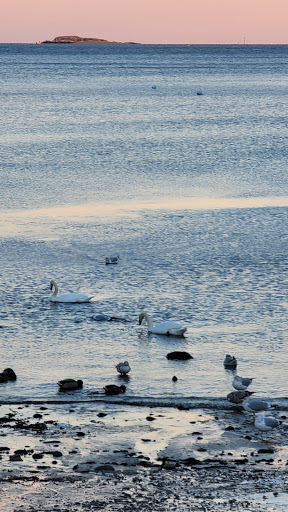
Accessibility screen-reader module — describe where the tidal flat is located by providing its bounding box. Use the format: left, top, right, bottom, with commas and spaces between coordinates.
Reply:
0, 401, 288, 511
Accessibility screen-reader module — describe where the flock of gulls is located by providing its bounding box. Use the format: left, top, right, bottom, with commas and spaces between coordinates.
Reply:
2, 260, 281, 440
224, 354, 280, 436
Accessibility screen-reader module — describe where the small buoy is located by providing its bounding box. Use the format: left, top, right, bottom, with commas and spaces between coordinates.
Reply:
196, 90, 203, 95
152, 85, 157, 89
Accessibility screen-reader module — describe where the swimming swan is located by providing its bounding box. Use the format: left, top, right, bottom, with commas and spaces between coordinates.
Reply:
138, 311, 187, 336
50, 280, 94, 303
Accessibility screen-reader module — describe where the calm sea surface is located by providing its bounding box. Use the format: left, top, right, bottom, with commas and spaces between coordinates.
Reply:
0, 44, 287, 402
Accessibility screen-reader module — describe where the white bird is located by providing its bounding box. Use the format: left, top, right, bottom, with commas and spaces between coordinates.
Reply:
116, 361, 131, 375
242, 397, 271, 415
254, 414, 280, 433
224, 354, 237, 368
232, 375, 254, 391
50, 280, 94, 303
138, 311, 187, 336
105, 256, 119, 264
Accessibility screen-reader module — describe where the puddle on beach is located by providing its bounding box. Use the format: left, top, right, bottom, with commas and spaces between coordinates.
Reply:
0, 403, 217, 467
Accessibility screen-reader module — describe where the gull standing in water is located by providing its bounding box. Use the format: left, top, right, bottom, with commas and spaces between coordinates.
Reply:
116, 361, 131, 376
224, 354, 237, 368
232, 375, 254, 391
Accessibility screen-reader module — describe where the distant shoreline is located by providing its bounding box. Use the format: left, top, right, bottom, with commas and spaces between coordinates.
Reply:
41, 35, 138, 44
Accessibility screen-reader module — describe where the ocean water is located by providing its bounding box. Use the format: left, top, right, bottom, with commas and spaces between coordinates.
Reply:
0, 43, 287, 402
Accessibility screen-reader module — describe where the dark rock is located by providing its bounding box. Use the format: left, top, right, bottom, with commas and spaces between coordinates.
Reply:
97, 413, 107, 417
52, 451, 63, 457
94, 464, 115, 472
32, 453, 44, 460
166, 351, 193, 360
10, 454, 23, 461
182, 457, 202, 466
258, 448, 275, 454
146, 416, 155, 421
225, 426, 235, 431
14, 449, 33, 455
76, 431, 85, 437
172, 376, 178, 382
0, 446, 10, 451
177, 405, 190, 410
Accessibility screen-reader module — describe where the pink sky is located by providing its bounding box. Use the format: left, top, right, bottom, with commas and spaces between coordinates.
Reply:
1, 0, 288, 44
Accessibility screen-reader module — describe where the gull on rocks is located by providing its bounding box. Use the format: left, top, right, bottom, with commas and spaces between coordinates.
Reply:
227, 390, 254, 405
116, 361, 131, 375
232, 375, 254, 391
254, 414, 280, 433
224, 354, 237, 368
242, 397, 271, 415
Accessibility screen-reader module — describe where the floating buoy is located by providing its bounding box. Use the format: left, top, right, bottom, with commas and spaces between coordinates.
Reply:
152, 85, 157, 89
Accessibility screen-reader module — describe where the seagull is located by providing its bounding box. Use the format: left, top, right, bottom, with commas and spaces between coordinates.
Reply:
116, 361, 131, 375
232, 375, 254, 391
105, 256, 119, 264
227, 390, 254, 404
104, 384, 126, 395
242, 397, 271, 415
254, 414, 280, 434
57, 379, 83, 392
224, 354, 237, 368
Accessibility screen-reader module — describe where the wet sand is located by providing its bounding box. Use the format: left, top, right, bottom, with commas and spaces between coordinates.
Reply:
0, 400, 288, 511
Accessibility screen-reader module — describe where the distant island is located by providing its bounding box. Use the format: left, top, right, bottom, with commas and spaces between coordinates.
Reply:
41, 35, 137, 44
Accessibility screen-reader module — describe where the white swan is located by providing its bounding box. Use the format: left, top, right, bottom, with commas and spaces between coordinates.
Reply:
49, 280, 94, 303
138, 311, 187, 336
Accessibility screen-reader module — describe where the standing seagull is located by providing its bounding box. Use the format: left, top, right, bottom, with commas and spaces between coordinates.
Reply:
254, 414, 280, 434
242, 397, 271, 415
232, 375, 254, 391
116, 361, 131, 376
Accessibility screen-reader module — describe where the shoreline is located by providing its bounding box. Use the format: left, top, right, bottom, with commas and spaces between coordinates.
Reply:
0, 401, 287, 511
